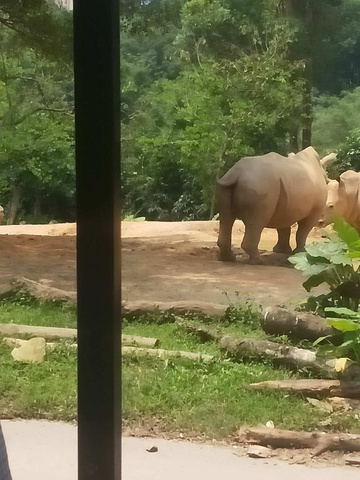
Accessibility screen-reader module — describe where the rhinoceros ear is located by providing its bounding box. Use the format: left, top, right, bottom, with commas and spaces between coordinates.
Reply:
320, 152, 337, 169
288, 152, 296, 158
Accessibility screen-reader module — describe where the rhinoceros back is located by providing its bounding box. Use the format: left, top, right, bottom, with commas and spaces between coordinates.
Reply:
217, 153, 285, 187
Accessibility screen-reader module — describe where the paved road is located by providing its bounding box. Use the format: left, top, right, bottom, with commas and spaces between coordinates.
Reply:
2, 420, 359, 480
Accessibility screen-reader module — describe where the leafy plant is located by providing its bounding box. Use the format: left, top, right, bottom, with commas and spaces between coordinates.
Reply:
313, 306, 360, 362
289, 219, 360, 312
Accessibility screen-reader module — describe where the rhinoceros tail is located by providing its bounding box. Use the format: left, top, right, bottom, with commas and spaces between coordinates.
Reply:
216, 165, 239, 187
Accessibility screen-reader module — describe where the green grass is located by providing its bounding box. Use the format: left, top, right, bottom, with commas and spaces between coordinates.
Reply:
0, 341, 77, 420
0, 298, 76, 328
1, 300, 360, 440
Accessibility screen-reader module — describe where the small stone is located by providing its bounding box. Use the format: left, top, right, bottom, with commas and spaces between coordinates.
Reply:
146, 446, 158, 453
11, 337, 46, 363
247, 446, 273, 459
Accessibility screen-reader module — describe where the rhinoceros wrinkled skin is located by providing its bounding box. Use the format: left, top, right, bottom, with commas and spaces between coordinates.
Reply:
216, 147, 336, 265
319, 170, 360, 234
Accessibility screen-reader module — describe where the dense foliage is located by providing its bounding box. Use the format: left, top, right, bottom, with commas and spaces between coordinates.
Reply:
2, 1, 360, 222
122, 0, 360, 221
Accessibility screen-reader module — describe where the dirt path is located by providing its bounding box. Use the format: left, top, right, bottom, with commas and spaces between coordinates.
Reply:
0, 220, 327, 309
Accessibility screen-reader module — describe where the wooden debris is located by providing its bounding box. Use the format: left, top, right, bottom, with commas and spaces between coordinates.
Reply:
328, 397, 360, 412
122, 335, 159, 348
237, 426, 360, 456
175, 320, 221, 342
122, 346, 214, 362
249, 379, 360, 399
262, 307, 336, 341
246, 445, 273, 458
344, 454, 360, 466
305, 397, 333, 413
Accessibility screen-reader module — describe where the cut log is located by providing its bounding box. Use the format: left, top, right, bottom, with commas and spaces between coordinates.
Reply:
121, 300, 226, 317
122, 346, 214, 362
236, 426, 360, 456
262, 307, 336, 341
121, 335, 159, 348
176, 322, 347, 377
10, 276, 77, 303
249, 379, 360, 399
219, 335, 323, 371
0, 323, 77, 340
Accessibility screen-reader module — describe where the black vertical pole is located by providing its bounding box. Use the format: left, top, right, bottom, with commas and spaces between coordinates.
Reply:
73, 1, 121, 479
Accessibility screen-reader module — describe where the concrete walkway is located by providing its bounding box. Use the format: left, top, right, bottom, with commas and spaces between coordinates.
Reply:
2, 420, 360, 480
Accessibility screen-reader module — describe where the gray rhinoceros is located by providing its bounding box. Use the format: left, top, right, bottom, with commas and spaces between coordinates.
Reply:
216, 147, 336, 264
319, 170, 360, 234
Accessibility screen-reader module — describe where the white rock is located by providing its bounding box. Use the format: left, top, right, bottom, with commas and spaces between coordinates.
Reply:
11, 337, 46, 363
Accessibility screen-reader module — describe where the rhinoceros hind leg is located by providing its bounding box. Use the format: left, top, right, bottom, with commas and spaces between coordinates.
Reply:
241, 224, 264, 265
217, 216, 236, 262
273, 227, 292, 254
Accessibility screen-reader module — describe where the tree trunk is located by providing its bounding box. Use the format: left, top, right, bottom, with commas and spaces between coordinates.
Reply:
289, 118, 300, 152
209, 189, 216, 220
301, 60, 313, 149
248, 379, 360, 399
33, 191, 41, 217
7, 183, 21, 225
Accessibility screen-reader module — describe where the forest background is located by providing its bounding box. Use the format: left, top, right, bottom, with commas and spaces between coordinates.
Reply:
3, 0, 360, 224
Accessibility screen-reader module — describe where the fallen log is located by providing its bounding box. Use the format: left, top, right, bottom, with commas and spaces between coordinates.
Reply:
0, 323, 77, 340
236, 426, 360, 456
262, 307, 336, 341
2, 333, 159, 349
10, 276, 77, 303
219, 335, 324, 371
122, 335, 159, 348
122, 346, 214, 362
121, 300, 226, 317
176, 322, 341, 376
249, 379, 360, 399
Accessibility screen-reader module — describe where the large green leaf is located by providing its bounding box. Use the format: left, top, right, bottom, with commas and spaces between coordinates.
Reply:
289, 252, 334, 277
327, 318, 360, 332
305, 242, 346, 261
324, 307, 360, 318
333, 218, 360, 256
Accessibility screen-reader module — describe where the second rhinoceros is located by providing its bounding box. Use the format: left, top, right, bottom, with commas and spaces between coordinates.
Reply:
319, 170, 360, 234
216, 147, 336, 264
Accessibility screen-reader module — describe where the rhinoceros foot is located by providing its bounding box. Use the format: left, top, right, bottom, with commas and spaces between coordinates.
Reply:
218, 252, 236, 262
292, 246, 306, 254
273, 244, 293, 254
248, 255, 265, 265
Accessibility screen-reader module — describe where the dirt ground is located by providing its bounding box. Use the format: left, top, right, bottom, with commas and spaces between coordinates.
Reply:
0, 220, 326, 308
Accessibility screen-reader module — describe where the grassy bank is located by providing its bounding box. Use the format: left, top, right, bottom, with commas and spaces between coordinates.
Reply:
0, 300, 360, 440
